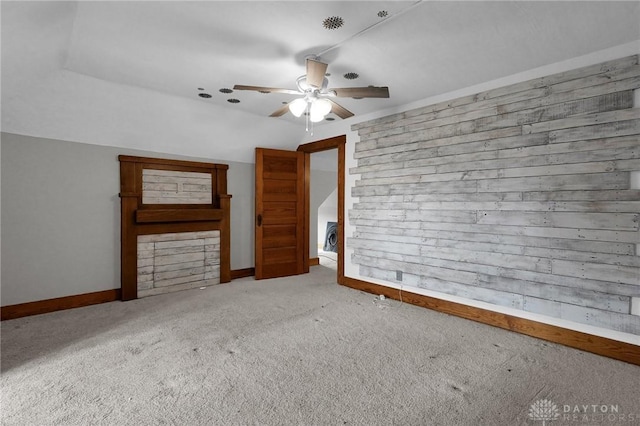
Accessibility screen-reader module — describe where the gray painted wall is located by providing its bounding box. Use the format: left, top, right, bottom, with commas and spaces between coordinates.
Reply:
2, 133, 123, 305
348, 55, 640, 335
1, 133, 258, 306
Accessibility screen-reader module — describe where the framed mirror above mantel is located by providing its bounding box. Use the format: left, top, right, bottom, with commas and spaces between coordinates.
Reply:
118, 155, 232, 301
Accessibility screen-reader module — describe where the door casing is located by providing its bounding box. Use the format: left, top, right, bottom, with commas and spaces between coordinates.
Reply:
253, 135, 346, 283
297, 135, 346, 284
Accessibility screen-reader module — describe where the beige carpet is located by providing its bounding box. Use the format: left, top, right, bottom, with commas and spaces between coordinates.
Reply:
2, 265, 638, 425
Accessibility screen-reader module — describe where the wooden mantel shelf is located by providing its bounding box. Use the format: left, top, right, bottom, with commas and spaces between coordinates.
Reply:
136, 208, 224, 224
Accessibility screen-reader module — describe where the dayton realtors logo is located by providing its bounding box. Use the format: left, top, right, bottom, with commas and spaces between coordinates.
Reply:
528, 399, 638, 424
529, 399, 560, 425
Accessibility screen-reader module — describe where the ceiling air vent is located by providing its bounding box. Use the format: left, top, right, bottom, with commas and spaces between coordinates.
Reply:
343, 72, 359, 80
323, 16, 344, 30
377, 10, 388, 18
198, 93, 212, 99
227, 99, 240, 103
219, 88, 233, 94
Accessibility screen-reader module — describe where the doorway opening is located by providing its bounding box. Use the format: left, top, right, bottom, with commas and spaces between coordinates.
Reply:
312, 152, 338, 271
297, 135, 346, 284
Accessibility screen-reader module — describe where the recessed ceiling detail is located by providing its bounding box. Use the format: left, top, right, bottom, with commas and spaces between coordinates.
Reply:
2, 1, 639, 163
219, 88, 233, 94
343, 72, 359, 80
322, 16, 344, 30
227, 98, 240, 103
377, 10, 388, 18
198, 93, 212, 98
197, 87, 205, 91
325, 117, 335, 121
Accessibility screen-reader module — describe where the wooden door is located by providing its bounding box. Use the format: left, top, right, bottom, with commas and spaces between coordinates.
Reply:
255, 148, 306, 279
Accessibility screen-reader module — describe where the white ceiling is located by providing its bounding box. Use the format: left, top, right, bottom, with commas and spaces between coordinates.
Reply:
2, 1, 640, 165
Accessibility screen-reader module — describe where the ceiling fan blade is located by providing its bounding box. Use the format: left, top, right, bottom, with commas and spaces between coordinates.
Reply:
330, 86, 390, 98
328, 100, 354, 119
269, 103, 291, 117
306, 59, 328, 88
233, 85, 300, 95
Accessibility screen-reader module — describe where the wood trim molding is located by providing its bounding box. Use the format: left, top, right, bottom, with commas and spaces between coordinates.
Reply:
309, 257, 320, 266
342, 276, 640, 366
337, 141, 345, 285
297, 136, 346, 154
230, 268, 255, 280
303, 152, 311, 274
136, 208, 224, 223
118, 155, 229, 171
1, 289, 121, 321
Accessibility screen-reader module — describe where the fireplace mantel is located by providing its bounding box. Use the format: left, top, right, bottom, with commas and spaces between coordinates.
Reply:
119, 155, 232, 300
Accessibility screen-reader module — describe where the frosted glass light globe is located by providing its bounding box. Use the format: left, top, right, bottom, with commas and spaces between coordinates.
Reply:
310, 112, 325, 123
288, 98, 308, 117
310, 98, 332, 117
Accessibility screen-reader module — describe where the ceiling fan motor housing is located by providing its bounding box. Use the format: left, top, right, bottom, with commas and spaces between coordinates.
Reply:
296, 75, 329, 93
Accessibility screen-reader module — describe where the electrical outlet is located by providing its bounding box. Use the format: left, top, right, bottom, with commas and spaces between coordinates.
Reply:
396, 270, 403, 281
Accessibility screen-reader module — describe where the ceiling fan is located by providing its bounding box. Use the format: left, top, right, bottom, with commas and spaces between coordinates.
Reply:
233, 57, 389, 122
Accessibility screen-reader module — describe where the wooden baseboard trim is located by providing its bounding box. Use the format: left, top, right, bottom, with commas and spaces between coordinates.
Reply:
230, 267, 255, 280
342, 277, 640, 366
1, 289, 121, 321
309, 257, 320, 266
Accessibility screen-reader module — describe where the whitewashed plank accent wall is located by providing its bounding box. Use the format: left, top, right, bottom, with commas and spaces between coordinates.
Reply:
142, 169, 212, 204
349, 55, 640, 335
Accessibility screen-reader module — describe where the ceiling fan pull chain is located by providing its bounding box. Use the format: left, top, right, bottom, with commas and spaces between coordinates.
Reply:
305, 103, 310, 132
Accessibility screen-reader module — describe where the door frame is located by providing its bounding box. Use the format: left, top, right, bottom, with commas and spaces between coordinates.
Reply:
297, 135, 346, 285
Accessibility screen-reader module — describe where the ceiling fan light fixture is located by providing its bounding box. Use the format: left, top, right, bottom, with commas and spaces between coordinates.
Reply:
310, 98, 332, 117
310, 112, 326, 123
289, 98, 307, 117
234, 57, 384, 124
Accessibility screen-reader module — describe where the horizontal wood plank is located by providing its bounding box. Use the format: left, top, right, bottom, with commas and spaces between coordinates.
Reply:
136, 209, 223, 223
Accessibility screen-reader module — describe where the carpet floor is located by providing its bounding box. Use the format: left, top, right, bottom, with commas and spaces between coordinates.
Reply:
1, 265, 638, 425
